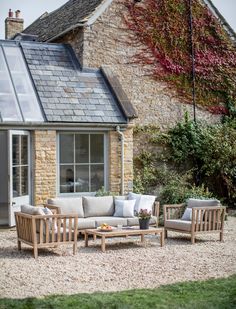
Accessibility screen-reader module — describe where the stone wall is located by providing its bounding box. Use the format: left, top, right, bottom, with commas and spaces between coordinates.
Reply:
58, 0, 220, 130
55, 27, 84, 67
33, 130, 57, 204
32, 128, 132, 200
109, 125, 133, 194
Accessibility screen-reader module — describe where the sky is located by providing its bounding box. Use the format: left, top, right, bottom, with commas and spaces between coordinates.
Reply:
0, 0, 235, 39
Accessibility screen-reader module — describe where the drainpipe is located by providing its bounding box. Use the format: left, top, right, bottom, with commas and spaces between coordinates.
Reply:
116, 126, 124, 195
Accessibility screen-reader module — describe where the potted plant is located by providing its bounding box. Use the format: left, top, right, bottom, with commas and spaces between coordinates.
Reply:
137, 209, 152, 229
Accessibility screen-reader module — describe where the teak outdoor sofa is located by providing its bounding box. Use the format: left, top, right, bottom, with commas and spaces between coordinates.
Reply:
15, 194, 159, 258
45, 195, 160, 233
163, 199, 226, 244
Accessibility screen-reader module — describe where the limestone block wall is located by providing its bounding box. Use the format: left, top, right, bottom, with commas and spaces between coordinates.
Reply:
58, 0, 220, 130
32, 128, 132, 200
33, 130, 57, 205
55, 27, 84, 67
109, 125, 133, 194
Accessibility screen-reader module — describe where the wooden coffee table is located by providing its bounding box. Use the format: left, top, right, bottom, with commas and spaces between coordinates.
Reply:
84, 227, 164, 252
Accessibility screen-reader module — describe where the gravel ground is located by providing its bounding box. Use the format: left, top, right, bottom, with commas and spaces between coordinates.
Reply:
0, 217, 236, 299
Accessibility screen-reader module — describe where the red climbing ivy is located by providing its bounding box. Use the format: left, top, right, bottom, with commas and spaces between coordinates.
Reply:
124, 0, 236, 113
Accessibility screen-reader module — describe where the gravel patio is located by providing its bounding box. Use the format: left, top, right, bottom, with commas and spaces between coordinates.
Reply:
0, 217, 236, 299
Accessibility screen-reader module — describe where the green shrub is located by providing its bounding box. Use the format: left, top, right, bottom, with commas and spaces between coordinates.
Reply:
133, 113, 236, 206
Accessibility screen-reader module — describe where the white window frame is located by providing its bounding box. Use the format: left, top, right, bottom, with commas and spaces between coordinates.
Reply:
57, 132, 108, 196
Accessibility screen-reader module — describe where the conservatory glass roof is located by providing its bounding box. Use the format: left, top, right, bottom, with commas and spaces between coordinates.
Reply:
0, 44, 44, 122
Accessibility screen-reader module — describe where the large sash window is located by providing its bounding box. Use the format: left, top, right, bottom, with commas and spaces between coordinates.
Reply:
59, 133, 106, 193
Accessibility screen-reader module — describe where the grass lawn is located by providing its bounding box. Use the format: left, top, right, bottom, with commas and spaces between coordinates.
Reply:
0, 275, 235, 309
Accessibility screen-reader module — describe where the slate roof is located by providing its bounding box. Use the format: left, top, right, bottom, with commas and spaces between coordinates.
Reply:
19, 41, 127, 123
23, 0, 104, 42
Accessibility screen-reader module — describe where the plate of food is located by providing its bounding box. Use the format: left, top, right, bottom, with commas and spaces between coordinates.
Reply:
97, 223, 114, 232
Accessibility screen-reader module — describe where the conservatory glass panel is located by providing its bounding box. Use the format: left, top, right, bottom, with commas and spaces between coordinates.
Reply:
3, 46, 44, 122
0, 48, 22, 121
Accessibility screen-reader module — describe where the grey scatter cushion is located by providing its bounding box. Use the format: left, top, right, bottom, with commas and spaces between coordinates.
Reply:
187, 198, 220, 208
43, 207, 53, 215
181, 208, 192, 221
114, 195, 128, 201
181, 207, 203, 221
42, 207, 58, 232
83, 196, 114, 217
113, 199, 136, 217
47, 197, 84, 217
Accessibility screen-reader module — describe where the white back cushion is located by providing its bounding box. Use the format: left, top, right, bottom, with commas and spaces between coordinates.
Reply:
187, 198, 220, 208
47, 197, 84, 218
128, 193, 156, 214
83, 196, 114, 217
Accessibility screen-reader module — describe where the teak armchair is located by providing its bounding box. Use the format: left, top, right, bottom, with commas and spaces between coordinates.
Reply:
163, 203, 226, 244
15, 212, 78, 258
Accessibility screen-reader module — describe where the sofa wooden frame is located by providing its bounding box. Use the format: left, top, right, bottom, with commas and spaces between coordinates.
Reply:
163, 204, 226, 244
15, 212, 78, 259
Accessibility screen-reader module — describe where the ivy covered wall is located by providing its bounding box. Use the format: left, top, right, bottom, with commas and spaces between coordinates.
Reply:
125, 0, 236, 114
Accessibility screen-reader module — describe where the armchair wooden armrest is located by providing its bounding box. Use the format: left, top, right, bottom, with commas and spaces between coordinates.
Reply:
163, 204, 185, 222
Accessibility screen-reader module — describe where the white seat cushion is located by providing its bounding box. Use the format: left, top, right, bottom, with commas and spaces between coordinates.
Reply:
65, 218, 96, 230
89, 216, 128, 227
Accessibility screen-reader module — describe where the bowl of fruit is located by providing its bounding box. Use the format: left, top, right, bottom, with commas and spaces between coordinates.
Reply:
98, 223, 113, 232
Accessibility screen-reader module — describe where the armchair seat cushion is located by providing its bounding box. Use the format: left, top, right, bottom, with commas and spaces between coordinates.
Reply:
165, 219, 192, 232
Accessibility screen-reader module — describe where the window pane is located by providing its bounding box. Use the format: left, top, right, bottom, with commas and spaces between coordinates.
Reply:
91, 165, 104, 191
0, 51, 5, 71
60, 134, 74, 163
60, 165, 74, 193
75, 165, 89, 192
13, 167, 20, 197
12, 135, 20, 165
18, 95, 44, 122
21, 135, 28, 165
21, 166, 28, 196
12, 73, 32, 94
75, 134, 89, 163
91, 134, 104, 163
3, 46, 25, 72
0, 94, 22, 121
0, 75, 12, 93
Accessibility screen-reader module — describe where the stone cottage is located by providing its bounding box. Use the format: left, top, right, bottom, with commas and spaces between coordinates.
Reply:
1, 1, 234, 226
0, 29, 136, 226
